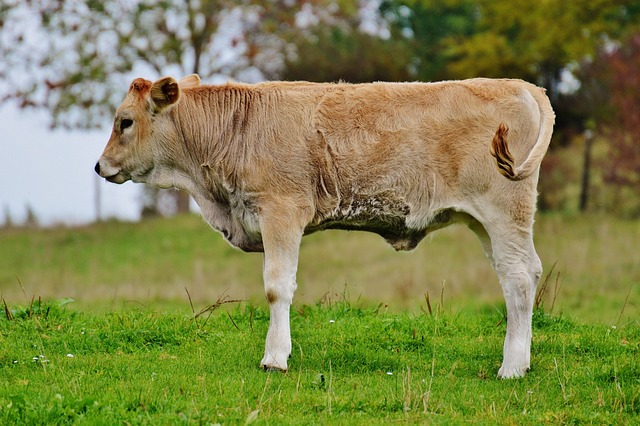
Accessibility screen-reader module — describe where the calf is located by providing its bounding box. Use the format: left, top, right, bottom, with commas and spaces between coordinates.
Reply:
95, 75, 554, 378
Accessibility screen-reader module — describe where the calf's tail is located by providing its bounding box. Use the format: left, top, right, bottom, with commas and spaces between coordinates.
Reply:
490, 87, 555, 181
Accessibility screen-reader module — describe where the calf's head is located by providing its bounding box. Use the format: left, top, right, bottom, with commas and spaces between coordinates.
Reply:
94, 75, 200, 185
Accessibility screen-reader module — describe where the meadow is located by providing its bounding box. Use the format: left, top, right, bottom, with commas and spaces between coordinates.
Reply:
1, 214, 639, 423
1, 213, 638, 322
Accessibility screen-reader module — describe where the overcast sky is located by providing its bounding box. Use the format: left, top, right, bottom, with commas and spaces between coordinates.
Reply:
1, 103, 140, 226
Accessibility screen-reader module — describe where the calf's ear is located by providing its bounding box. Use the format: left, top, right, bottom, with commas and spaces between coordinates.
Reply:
179, 74, 201, 88
150, 77, 180, 113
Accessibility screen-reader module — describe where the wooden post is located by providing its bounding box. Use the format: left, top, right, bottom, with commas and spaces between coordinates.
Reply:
579, 129, 593, 213
95, 173, 102, 222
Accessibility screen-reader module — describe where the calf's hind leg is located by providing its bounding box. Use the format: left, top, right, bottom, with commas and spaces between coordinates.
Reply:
482, 221, 542, 378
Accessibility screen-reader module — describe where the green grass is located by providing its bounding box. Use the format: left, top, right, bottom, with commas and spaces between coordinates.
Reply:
1, 299, 638, 424
0, 213, 638, 422
1, 213, 638, 322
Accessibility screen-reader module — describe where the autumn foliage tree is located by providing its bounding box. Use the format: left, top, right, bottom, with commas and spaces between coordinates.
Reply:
593, 35, 640, 215
603, 37, 640, 184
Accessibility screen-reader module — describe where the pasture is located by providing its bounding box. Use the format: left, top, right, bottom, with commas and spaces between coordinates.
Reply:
1, 213, 638, 322
1, 214, 639, 423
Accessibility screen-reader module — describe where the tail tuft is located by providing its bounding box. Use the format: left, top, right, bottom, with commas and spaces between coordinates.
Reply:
490, 123, 521, 181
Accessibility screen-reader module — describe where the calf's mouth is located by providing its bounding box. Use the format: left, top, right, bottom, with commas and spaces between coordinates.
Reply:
94, 161, 129, 184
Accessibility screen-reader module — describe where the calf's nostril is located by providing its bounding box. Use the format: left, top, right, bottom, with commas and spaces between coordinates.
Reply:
94, 162, 101, 175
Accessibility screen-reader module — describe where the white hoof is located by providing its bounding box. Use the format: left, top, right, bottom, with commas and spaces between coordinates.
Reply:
497, 363, 529, 379
260, 353, 289, 372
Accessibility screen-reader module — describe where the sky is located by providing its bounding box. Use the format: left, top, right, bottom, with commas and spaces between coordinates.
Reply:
0, 104, 141, 226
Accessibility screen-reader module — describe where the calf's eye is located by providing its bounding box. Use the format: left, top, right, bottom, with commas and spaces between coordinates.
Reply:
120, 119, 133, 132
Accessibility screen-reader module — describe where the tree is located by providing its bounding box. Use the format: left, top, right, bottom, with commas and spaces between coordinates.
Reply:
0, 0, 359, 216
25, 204, 39, 228
1, 1, 269, 127
382, 0, 639, 98
2, 1, 249, 214
2, 205, 14, 229
382, 0, 640, 214
589, 35, 640, 216
603, 36, 640, 180
556, 28, 640, 215
283, 26, 413, 83
0, 1, 367, 127
381, 0, 478, 82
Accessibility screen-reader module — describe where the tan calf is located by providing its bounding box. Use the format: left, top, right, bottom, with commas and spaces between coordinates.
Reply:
95, 75, 554, 378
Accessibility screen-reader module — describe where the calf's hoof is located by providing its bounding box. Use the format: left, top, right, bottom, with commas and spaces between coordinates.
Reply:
260, 353, 289, 372
497, 364, 529, 379
261, 364, 287, 373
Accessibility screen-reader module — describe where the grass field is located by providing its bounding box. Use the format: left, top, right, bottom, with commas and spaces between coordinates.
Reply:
0, 213, 638, 423
1, 213, 638, 322
1, 298, 638, 424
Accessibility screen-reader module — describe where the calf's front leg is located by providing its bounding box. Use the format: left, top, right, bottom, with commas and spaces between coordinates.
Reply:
258, 212, 304, 371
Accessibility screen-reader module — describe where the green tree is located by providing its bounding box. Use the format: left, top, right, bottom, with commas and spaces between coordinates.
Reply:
382, 0, 639, 96
283, 26, 413, 83
381, 0, 478, 81
444, 0, 639, 99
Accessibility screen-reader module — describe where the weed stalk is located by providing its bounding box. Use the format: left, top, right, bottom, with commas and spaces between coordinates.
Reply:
3, 298, 13, 320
